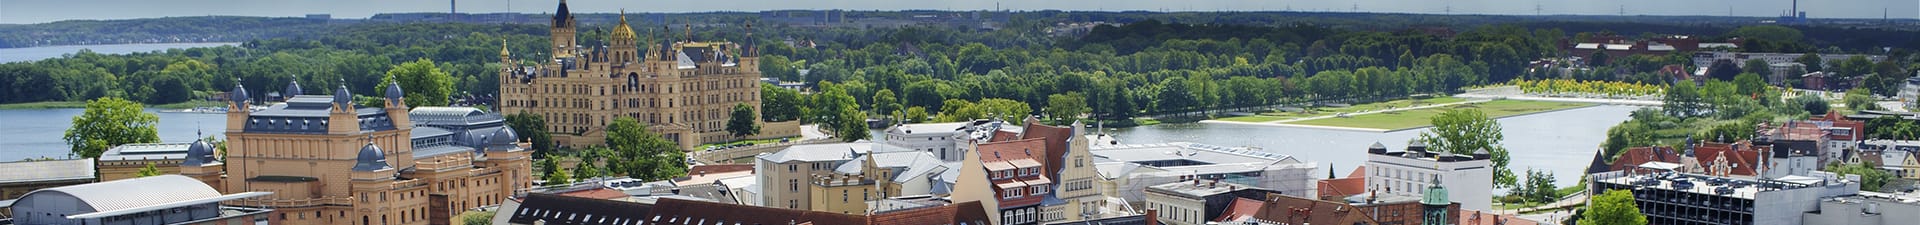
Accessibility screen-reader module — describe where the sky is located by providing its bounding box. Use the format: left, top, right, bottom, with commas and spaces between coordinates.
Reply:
2, 0, 1916, 24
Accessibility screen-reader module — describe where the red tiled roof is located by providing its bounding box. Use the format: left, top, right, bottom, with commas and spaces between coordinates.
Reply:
1317, 166, 1369, 199
1214, 197, 1264, 222
1019, 118, 1075, 177
973, 138, 1050, 208
1608, 146, 1684, 172
1694, 141, 1765, 177
556, 188, 630, 200
990, 130, 1022, 142
868, 201, 992, 225
1246, 193, 1380, 225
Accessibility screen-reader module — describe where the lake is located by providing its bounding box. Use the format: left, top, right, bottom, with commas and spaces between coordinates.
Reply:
1, 42, 239, 63
0, 109, 227, 161
1105, 105, 1640, 188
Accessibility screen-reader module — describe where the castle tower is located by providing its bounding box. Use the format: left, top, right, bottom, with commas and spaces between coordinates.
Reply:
328, 81, 361, 134
549, 0, 577, 58
349, 141, 398, 225
610, 10, 639, 65
178, 135, 225, 193
225, 81, 250, 131
384, 77, 411, 129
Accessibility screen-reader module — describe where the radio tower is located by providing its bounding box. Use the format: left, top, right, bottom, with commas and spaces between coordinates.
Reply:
1535, 2, 1543, 16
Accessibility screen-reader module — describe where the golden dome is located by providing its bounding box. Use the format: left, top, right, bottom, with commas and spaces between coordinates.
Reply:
611, 10, 637, 43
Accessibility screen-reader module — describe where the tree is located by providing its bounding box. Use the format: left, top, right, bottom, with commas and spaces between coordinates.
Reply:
727, 103, 761, 138
761, 84, 803, 122
1419, 109, 1516, 188
836, 106, 871, 142
1733, 73, 1766, 96
1743, 59, 1773, 80
605, 117, 686, 180
545, 167, 573, 187
1794, 94, 1831, 115
1844, 88, 1880, 111
574, 156, 602, 179
1795, 53, 1824, 72
380, 58, 456, 107
1045, 92, 1089, 123
1664, 82, 1706, 118
873, 89, 902, 118
539, 156, 562, 179
1587, 51, 1609, 67
459, 211, 496, 225
64, 97, 160, 159
1579, 190, 1648, 225
136, 162, 163, 177
903, 106, 930, 124
1826, 162, 1893, 191
1707, 59, 1743, 81
1521, 169, 1558, 202
505, 111, 554, 155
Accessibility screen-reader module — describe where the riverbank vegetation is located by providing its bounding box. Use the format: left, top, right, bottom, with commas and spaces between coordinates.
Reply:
1283, 99, 1590, 130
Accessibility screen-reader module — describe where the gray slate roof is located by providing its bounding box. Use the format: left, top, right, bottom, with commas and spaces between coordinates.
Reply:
28, 175, 217, 213
0, 159, 96, 184
98, 143, 191, 161
757, 141, 872, 163
834, 151, 949, 183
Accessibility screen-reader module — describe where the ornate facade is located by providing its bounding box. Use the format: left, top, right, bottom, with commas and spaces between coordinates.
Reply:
499, 0, 776, 149
205, 79, 532, 225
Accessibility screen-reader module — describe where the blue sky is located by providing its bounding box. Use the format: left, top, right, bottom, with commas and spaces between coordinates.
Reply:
2, 0, 1915, 24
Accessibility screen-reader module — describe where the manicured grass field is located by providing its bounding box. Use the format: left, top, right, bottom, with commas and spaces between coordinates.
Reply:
1283, 100, 1593, 130
1212, 97, 1469, 123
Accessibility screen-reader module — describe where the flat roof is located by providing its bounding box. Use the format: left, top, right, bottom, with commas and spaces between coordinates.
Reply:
757, 141, 872, 163
1146, 181, 1261, 199
1090, 142, 1298, 165
0, 159, 96, 184
98, 143, 193, 161
1592, 171, 1837, 200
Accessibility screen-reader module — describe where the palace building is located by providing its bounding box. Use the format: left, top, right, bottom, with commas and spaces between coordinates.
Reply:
498, 0, 795, 150
203, 78, 533, 225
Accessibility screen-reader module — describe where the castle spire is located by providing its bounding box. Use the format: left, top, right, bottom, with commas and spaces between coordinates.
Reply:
500, 38, 510, 57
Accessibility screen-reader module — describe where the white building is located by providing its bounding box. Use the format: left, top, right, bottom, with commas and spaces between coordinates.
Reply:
1802, 191, 1920, 225
879, 121, 980, 162
1363, 141, 1494, 211
1091, 142, 1318, 206
1592, 170, 1861, 225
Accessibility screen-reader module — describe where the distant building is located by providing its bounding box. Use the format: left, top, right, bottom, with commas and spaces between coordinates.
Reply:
1, 175, 272, 225
755, 142, 870, 210
1363, 141, 1493, 211
1141, 181, 1278, 225
1092, 142, 1318, 206
0, 159, 95, 217
1902, 76, 1920, 109
880, 121, 978, 162
498, 0, 796, 150
1801, 191, 1920, 225
498, 192, 990, 225
1589, 169, 1861, 225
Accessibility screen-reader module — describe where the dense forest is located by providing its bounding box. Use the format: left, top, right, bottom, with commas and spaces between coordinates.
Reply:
2, 12, 1916, 126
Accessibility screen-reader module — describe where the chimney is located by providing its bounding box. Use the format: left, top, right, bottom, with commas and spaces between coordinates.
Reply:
1144, 209, 1159, 225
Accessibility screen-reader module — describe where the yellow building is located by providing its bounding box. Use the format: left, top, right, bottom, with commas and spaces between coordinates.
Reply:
96, 143, 191, 181
203, 78, 532, 225
808, 173, 875, 215
498, 0, 794, 150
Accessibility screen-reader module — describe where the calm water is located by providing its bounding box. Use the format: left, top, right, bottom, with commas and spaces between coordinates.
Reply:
1105, 105, 1640, 187
0, 42, 239, 63
0, 109, 227, 161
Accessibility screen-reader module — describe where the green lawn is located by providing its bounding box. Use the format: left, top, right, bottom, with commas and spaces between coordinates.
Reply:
0, 101, 87, 109
1213, 97, 1468, 123
1283, 100, 1592, 130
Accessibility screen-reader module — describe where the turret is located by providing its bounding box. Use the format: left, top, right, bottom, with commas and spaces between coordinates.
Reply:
285, 76, 303, 96
225, 81, 250, 131
1368, 142, 1388, 155
384, 78, 411, 129
179, 136, 225, 192
353, 141, 392, 172
549, 0, 577, 58
328, 81, 361, 134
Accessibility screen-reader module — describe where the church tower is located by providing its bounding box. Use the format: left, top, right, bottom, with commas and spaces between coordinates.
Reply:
550, 0, 577, 58
1421, 175, 1452, 225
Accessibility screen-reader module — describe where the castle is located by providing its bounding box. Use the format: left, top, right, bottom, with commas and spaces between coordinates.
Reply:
497, 0, 794, 150
193, 79, 533, 225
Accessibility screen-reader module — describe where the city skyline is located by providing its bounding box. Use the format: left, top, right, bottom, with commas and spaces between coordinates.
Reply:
2, 0, 1917, 24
